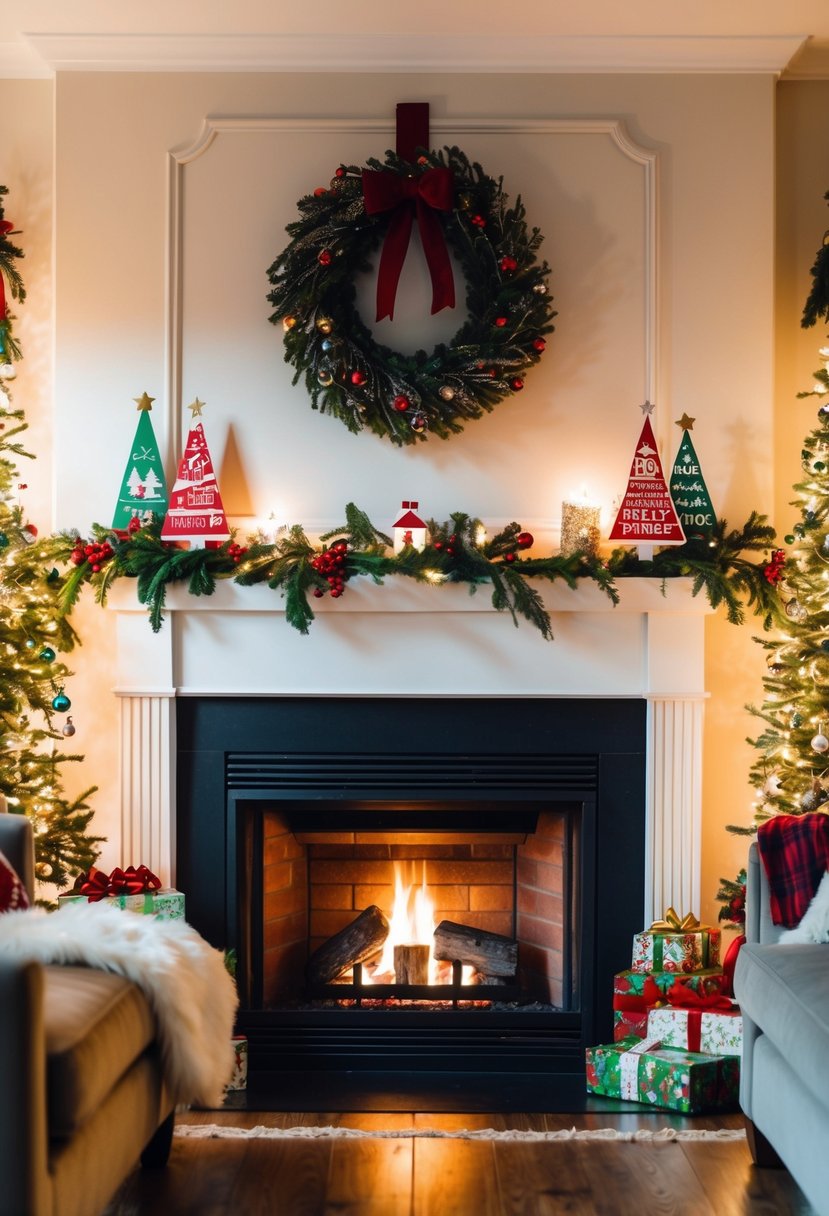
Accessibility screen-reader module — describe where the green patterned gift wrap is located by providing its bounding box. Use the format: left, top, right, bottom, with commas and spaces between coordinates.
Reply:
613, 968, 726, 1003
58, 888, 185, 920
585, 1035, 736, 1113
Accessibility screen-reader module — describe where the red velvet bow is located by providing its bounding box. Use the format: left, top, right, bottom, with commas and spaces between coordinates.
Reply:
78, 866, 110, 901
361, 168, 455, 322
612, 976, 664, 1012
76, 863, 161, 900
665, 981, 734, 1012
0, 219, 15, 320
107, 864, 162, 895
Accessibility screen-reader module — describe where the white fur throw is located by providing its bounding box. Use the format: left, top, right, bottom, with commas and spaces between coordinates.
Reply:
0, 901, 238, 1106
779, 870, 829, 944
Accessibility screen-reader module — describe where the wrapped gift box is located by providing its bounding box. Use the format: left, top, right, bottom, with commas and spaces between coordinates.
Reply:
614, 967, 726, 1006
647, 1004, 743, 1057
631, 926, 720, 974
226, 1035, 248, 1092
58, 888, 185, 921
613, 1009, 649, 1041
585, 1035, 737, 1114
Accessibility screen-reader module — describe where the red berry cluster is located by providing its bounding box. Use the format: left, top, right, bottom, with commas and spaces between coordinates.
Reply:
311, 540, 349, 598
227, 542, 248, 565
70, 539, 114, 573
499, 255, 518, 274
433, 533, 459, 557
763, 548, 786, 585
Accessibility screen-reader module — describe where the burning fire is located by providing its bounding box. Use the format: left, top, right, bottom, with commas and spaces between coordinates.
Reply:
363, 861, 475, 987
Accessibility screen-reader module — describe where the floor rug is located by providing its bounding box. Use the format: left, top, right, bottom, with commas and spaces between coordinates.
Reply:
175, 1123, 746, 1143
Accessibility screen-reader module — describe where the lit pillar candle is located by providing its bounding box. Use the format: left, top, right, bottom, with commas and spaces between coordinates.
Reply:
560, 494, 601, 558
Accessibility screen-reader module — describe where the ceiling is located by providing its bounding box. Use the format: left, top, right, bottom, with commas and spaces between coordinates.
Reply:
4, 0, 829, 78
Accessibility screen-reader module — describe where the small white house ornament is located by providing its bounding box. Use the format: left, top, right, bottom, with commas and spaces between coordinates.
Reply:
393, 501, 428, 554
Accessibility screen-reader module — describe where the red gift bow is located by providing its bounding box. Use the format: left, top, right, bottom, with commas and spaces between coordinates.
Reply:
361, 167, 455, 322
77, 863, 161, 900
665, 979, 735, 1053
0, 219, 15, 320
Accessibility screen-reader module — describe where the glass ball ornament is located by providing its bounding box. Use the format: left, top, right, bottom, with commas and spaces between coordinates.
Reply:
321, 339, 334, 352
25, 638, 36, 650
0, 532, 8, 549
282, 315, 298, 333
39, 647, 56, 663
791, 712, 803, 728
439, 386, 455, 402
62, 716, 76, 738
316, 317, 334, 336
318, 369, 334, 387
51, 690, 71, 713
411, 413, 427, 433
392, 395, 410, 412
785, 599, 808, 623
532, 283, 548, 295
811, 732, 829, 754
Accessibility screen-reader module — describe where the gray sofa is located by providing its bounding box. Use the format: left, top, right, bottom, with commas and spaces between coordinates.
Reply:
734, 840, 829, 1216
0, 812, 174, 1216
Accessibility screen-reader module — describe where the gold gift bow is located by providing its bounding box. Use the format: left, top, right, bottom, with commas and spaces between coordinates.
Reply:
649, 907, 711, 933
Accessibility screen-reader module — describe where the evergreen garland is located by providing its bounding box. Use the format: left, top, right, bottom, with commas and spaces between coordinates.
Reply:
267, 146, 555, 446
45, 504, 779, 643
801, 191, 829, 329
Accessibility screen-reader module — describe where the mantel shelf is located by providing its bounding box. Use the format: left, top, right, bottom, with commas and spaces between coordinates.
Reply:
106, 575, 713, 617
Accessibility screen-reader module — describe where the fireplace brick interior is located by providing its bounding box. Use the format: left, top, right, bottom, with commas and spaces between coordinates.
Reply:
261, 808, 566, 1008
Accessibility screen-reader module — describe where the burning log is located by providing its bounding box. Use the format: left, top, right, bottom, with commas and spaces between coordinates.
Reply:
393, 943, 430, 985
433, 920, 518, 978
307, 904, 390, 985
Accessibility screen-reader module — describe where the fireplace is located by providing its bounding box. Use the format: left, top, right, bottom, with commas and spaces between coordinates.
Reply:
176, 695, 646, 1084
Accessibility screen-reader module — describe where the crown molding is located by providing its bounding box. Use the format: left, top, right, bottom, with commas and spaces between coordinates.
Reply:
18, 32, 807, 76
0, 37, 53, 79
781, 37, 829, 78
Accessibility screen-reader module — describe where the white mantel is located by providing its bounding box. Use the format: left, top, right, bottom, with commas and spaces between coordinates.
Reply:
110, 577, 709, 924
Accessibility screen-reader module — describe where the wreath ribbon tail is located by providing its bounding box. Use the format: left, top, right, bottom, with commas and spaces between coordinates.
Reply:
375, 203, 415, 322
417, 198, 455, 316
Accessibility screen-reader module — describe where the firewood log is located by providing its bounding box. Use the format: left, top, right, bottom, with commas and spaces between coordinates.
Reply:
307, 904, 390, 985
393, 943, 430, 985
433, 919, 518, 978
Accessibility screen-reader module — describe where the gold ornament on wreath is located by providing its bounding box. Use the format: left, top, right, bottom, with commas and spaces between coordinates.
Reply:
266, 103, 556, 447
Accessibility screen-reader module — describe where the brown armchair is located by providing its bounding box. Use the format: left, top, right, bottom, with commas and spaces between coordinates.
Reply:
0, 812, 175, 1216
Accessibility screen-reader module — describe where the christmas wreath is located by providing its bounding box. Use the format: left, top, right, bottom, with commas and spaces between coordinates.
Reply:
267, 131, 555, 446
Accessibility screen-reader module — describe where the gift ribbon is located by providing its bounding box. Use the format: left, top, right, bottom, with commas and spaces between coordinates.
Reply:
0, 219, 15, 320
722, 934, 746, 998
361, 102, 455, 322
619, 1037, 662, 1101
664, 981, 735, 1053
75, 863, 161, 900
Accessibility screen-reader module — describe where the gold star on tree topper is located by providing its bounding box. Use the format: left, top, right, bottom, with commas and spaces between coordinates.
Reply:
676, 413, 695, 431
639, 400, 655, 415
133, 392, 155, 412
188, 398, 205, 417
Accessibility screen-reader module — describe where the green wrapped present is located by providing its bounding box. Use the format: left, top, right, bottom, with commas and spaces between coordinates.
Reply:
613, 967, 726, 1008
59, 865, 185, 921
585, 1035, 736, 1113
631, 913, 720, 974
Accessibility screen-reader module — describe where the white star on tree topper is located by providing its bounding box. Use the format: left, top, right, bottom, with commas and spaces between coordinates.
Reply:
639, 400, 655, 415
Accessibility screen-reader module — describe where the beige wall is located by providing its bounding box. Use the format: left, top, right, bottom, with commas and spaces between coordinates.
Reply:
6, 71, 786, 916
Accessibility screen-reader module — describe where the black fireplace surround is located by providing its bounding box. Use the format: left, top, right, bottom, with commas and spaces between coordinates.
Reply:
176, 697, 646, 1090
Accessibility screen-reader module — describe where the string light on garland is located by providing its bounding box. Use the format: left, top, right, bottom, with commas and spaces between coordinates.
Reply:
267, 103, 556, 446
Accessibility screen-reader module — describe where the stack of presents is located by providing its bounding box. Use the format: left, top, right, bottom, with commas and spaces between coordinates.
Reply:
586, 907, 742, 1113
60, 864, 248, 1093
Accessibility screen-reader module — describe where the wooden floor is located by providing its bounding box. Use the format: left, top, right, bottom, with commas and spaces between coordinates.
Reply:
104, 1109, 817, 1215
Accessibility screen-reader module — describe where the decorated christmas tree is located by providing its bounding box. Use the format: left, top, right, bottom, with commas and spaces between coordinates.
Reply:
0, 185, 101, 890
608, 402, 685, 553
669, 413, 716, 541
161, 399, 230, 546
743, 365, 829, 823
112, 392, 168, 531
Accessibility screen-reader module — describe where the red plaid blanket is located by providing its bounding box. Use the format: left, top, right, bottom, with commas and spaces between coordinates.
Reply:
757, 813, 829, 927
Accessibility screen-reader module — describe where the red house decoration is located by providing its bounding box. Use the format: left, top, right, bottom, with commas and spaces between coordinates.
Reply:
608, 407, 685, 554
392, 500, 428, 553
160, 399, 230, 547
